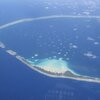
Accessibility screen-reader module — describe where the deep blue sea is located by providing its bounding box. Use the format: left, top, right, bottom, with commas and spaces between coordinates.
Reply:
0, 49, 100, 100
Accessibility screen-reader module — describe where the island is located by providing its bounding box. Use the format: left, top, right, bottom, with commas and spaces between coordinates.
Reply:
6, 50, 17, 56
1, 16, 100, 83
0, 42, 5, 48
16, 55, 100, 83
0, 41, 100, 83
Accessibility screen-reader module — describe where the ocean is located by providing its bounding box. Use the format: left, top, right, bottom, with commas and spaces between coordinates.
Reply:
0, 17, 100, 77
0, 49, 100, 100
0, 0, 100, 99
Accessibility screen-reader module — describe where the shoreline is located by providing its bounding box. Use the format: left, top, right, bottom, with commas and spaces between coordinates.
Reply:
1, 42, 100, 84
15, 55, 100, 83
0, 15, 100, 83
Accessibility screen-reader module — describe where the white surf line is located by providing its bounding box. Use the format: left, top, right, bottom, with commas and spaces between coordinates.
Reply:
0, 15, 100, 30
